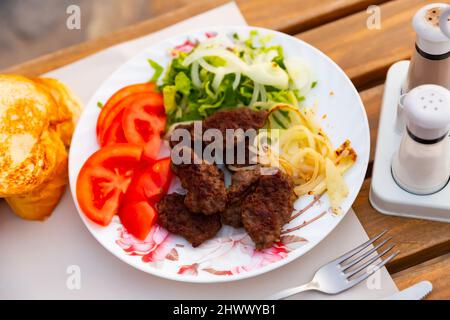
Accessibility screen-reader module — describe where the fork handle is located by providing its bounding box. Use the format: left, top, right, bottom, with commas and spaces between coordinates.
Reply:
268, 282, 316, 300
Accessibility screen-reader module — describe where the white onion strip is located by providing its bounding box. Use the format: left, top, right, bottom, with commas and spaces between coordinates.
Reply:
250, 82, 260, 106
232, 73, 241, 90
191, 61, 202, 88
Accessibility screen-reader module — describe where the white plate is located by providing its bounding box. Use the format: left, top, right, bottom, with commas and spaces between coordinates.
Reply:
69, 26, 370, 283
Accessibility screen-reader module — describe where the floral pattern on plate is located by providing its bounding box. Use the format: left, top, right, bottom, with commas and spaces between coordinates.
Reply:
115, 196, 326, 277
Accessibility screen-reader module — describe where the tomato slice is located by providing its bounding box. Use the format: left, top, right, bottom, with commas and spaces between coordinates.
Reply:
98, 93, 149, 144
76, 144, 142, 226
142, 134, 162, 162
123, 157, 173, 205
101, 112, 127, 146
118, 158, 172, 240
97, 83, 156, 138
119, 201, 157, 240
122, 93, 165, 159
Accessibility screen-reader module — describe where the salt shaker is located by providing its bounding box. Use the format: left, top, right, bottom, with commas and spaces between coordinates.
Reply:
392, 84, 450, 195
403, 3, 450, 93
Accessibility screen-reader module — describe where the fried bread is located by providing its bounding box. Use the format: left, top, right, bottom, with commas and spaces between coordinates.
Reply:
0, 75, 57, 196
0, 74, 81, 220
6, 130, 68, 220
34, 77, 81, 146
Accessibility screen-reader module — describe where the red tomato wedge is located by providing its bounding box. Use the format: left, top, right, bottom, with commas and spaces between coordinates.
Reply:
97, 83, 156, 138
123, 158, 173, 205
142, 134, 162, 162
76, 144, 142, 226
119, 201, 157, 240
101, 113, 127, 146
118, 158, 172, 240
98, 92, 149, 145
122, 93, 166, 160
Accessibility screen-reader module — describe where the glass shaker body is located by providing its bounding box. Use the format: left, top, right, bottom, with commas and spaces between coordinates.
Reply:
404, 47, 450, 93
392, 84, 450, 195
392, 131, 450, 194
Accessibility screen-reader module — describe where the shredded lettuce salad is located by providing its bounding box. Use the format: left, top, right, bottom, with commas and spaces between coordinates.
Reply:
149, 30, 316, 126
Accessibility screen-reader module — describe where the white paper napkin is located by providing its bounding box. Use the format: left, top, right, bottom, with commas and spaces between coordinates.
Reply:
0, 2, 397, 299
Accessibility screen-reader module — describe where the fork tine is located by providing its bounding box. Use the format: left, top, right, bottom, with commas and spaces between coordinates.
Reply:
347, 251, 400, 286
342, 237, 392, 271
334, 230, 388, 264
345, 244, 395, 279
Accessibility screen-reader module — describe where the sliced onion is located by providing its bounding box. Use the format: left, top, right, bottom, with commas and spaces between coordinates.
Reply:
250, 82, 260, 106
247, 62, 289, 89
198, 58, 222, 73
263, 49, 278, 62
191, 61, 202, 88
183, 48, 247, 71
232, 73, 241, 90
243, 52, 253, 64
212, 69, 225, 91
285, 57, 313, 94
260, 83, 267, 102
183, 47, 290, 91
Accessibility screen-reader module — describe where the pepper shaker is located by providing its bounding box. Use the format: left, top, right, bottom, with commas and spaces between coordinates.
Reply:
392, 85, 450, 195
403, 3, 450, 93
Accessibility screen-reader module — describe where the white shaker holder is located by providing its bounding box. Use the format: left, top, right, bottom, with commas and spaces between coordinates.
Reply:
370, 61, 450, 222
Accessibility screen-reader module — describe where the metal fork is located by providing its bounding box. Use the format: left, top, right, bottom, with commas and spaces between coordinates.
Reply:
268, 230, 399, 300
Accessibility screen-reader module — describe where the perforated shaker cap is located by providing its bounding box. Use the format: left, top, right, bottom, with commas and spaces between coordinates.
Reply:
413, 3, 450, 55
403, 84, 450, 141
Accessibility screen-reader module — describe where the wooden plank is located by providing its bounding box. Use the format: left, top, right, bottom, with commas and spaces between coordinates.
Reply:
1, 0, 228, 77
359, 84, 383, 163
353, 179, 450, 274
393, 254, 450, 300
2, 0, 393, 78
238, 0, 388, 34
298, 0, 430, 89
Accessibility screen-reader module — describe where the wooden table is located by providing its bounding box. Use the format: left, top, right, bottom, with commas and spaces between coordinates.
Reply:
3, 0, 449, 299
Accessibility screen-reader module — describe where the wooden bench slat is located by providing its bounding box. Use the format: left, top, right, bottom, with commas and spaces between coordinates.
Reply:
2, 0, 382, 77
360, 84, 384, 163
298, 0, 430, 89
2, 0, 229, 77
238, 0, 388, 34
393, 254, 450, 299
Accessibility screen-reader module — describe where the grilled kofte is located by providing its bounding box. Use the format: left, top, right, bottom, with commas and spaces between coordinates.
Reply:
162, 108, 295, 249
222, 166, 261, 228
169, 108, 268, 166
168, 107, 267, 217
157, 193, 222, 247
241, 169, 295, 250
172, 162, 227, 215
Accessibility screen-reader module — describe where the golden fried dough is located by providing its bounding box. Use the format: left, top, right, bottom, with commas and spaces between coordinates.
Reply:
34, 78, 82, 146
0, 75, 58, 196
0, 130, 61, 197
6, 130, 68, 220
0, 74, 81, 219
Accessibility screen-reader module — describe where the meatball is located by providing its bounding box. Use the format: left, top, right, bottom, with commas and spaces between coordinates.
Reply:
169, 108, 268, 166
203, 108, 268, 134
222, 167, 261, 228
204, 108, 268, 167
157, 193, 222, 247
172, 162, 227, 215
241, 169, 295, 250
